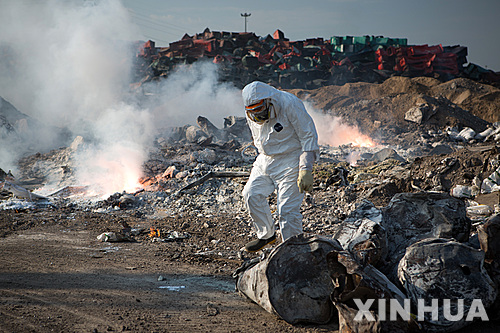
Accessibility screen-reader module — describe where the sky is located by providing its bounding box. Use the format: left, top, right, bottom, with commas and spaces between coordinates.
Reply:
121, 0, 500, 71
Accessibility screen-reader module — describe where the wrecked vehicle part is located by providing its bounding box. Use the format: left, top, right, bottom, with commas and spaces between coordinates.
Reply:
46, 185, 91, 198
234, 234, 341, 324
333, 217, 387, 266
223, 116, 252, 141
380, 192, 471, 279
134, 26, 500, 93
331, 200, 387, 266
1, 181, 48, 200
176, 170, 249, 195
342, 199, 382, 223
398, 238, 497, 332
328, 250, 418, 333
478, 214, 500, 265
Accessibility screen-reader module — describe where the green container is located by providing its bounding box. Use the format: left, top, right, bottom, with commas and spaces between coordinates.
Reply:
393, 38, 407, 46
352, 36, 367, 45
333, 45, 343, 52
373, 37, 389, 45
330, 36, 343, 45
354, 44, 366, 52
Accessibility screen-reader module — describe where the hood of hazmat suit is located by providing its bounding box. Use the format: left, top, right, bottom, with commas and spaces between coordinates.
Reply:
242, 81, 319, 157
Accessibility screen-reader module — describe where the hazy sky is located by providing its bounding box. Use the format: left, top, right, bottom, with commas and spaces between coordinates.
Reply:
121, 0, 500, 71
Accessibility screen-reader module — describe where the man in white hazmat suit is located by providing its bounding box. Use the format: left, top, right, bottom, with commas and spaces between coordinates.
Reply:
242, 81, 319, 252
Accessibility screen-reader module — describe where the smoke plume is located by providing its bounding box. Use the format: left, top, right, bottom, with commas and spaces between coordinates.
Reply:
0, 0, 140, 177
0, 0, 373, 195
0, 0, 242, 195
305, 102, 375, 148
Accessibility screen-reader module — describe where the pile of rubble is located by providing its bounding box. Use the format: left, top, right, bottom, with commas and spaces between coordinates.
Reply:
235, 202, 500, 332
2, 72, 500, 225
133, 28, 500, 91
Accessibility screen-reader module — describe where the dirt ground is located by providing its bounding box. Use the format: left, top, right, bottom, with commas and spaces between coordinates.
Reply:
0, 208, 346, 333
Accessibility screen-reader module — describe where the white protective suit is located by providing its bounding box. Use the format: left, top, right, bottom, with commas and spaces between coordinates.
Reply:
242, 81, 319, 241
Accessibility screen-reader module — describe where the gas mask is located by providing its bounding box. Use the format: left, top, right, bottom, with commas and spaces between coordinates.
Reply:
245, 99, 271, 124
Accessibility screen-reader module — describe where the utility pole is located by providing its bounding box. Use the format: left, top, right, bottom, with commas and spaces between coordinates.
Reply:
240, 13, 251, 33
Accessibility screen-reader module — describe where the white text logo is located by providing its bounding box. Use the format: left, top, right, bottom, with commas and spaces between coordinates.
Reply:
353, 299, 489, 322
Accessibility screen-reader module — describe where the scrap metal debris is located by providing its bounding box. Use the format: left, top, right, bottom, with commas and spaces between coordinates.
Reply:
328, 249, 419, 333
176, 170, 249, 195
1, 181, 48, 200
133, 29, 499, 91
398, 238, 497, 332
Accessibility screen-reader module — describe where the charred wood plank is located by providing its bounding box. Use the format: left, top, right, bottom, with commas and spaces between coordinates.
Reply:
176, 171, 249, 195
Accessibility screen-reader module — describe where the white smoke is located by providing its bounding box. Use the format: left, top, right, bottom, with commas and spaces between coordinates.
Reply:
2, 0, 372, 195
346, 150, 362, 166
0, 0, 243, 195
304, 101, 375, 147
0, 0, 140, 177
73, 103, 155, 194
0, 0, 136, 129
147, 61, 243, 130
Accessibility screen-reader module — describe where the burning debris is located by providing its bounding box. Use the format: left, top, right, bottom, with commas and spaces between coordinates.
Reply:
149, 226, 161, 239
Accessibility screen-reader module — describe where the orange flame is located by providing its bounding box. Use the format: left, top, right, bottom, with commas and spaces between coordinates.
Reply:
310, 111, 376, 148
75, 143, 145, 197
349, 133, 376, 148
149, 227, 160, 238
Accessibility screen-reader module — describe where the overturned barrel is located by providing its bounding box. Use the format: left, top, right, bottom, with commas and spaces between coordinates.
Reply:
234, 234, 341, 324
398, 238, 497, 332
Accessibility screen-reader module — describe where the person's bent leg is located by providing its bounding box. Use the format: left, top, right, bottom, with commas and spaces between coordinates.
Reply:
242, 168, 276, 240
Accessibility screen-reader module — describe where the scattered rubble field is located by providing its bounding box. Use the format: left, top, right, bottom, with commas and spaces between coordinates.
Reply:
2, 74, 500, 332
